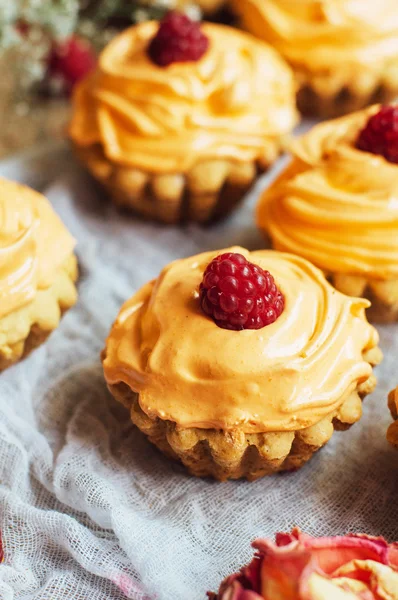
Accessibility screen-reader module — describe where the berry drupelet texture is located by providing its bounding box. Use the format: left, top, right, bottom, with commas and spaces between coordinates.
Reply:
147, 11, 209, 67
199, 253, 285, 331
356, 105, 398, 164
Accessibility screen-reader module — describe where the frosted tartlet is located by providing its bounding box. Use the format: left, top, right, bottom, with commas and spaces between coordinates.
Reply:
0, 178, 77, 371
387, 387, 398, 449
209, 528, 398, 599
258, 105, 398, 323
102, 246, 381, 481
69, 15, 297, 224
231, 0, 398, 118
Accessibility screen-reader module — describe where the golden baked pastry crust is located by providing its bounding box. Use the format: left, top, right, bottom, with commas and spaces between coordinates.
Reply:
75, 143, 282, 224
330, 274, 398, 324
104, 346, 380, 481
0, 254, 78, 371
297, 79, 398, 119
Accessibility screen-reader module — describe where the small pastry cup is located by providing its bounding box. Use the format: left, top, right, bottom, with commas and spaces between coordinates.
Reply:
230, 0, 398, 119
0, 255, 78, 371
328, 273, 398, 324
387, 388, 398, 449
296, 76, 398, 119
74, 142, 282, 225
104, 345, 380, 482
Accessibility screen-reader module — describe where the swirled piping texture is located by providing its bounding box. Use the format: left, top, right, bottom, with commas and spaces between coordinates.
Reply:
103, 247, 378, 433
258, 106, 398, 279
0, 178, 76, 319
69, 22, 297, 173
233, 0, 398, 75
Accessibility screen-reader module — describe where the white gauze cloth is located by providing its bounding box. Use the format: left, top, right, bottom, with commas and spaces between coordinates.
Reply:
0, 140, 397, 600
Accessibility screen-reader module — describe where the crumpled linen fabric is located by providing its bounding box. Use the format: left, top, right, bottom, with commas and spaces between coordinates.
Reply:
0, 139, 397, 600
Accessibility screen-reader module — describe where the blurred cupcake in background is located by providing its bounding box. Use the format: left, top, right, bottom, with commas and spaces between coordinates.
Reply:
231, 0, 398, 117
69, 12, 298, 224
258, 104, 398, 323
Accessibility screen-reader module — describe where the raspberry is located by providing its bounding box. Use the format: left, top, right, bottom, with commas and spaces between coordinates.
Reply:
356, 105, 398, 164
147, 11, 209, 67
48, 36, 97, 93
199, 252, 285, 331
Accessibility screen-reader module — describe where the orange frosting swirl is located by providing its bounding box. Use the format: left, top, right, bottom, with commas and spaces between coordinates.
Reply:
0, 178, 76, 319
69, 22, 297, 173
233, 0, 398, 75
103, 247, 378, 433
258, 106, 398, 280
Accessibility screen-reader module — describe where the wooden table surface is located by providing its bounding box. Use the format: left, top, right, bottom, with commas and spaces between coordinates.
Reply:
0, 68, 70, 159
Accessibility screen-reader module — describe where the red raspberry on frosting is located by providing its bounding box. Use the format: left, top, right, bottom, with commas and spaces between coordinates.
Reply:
356, 105, 398, 164
147, 11, 209, 67
199, 252, 285, 331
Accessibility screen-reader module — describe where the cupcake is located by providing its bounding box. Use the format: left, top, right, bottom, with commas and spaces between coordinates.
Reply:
257, 105, 398, 323
387, 387, 398, 449
69, 12, 298, 224
231, 0, 398, 118
0, 178, 77, 371
102, 247, 381, 481
209, 528, 398, 599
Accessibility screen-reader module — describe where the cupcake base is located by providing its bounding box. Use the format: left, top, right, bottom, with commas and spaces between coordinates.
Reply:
296, 78, 398, 119
330, 273, 398, 323
0, 254, 78, 371
105, 346, 380, 481
74, 143, 283, 224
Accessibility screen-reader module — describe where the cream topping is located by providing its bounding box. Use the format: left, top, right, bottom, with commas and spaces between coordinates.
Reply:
69, 21, 297, 173
103, 247, 378, 433
258, 106, 398, 280
0, 178, 76, 319
233, 0, 398, 74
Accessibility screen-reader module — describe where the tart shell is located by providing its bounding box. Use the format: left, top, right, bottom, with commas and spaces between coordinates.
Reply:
104, 347, 381, 482
329, 273, 398, 324
73, 142, 284, 225
296, 75, 398, 119
0, 254, 78, 371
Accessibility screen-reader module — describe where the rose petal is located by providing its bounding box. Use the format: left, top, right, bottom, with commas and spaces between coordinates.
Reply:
209, 531, 398, 600
388, 544, 398, 570
333, 560, 398, 600
306, 572, 374, 600
210, 579, 264, 600
275, 530, 391, 573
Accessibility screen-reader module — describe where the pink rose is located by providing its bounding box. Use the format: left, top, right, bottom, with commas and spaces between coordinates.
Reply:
209, 528, 398, 600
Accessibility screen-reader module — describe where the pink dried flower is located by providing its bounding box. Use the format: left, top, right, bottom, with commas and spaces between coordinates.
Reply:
209, 528, 398, 600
